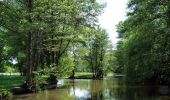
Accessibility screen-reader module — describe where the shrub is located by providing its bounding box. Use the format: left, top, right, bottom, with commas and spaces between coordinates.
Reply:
0, 89, 12, 99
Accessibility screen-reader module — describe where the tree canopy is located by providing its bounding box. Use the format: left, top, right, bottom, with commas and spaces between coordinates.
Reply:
116, 0, 170, 84
0, 0, 115, 91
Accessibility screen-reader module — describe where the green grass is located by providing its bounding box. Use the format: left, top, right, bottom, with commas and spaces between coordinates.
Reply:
0, 75, 25, 90
74, 72, 93, 79
69, 72, 114, 79
106, 72, 114, 77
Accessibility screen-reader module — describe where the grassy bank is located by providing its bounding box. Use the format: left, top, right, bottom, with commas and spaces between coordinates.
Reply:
73, 72, 93, 79
0, 72, 113, 90
0, 72, 114, 90
69, 72, 114, 79
0, 75, 24, 90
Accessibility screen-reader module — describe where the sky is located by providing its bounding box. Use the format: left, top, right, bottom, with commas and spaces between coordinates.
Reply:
97, 0, 128, 46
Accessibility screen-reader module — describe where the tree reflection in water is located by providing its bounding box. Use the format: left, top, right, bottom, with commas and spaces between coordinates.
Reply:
13, 78, 170, 100
69, 79, 170, 100
69, 79, 124, 100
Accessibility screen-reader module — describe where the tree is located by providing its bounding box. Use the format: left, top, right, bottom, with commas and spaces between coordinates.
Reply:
87, 28, 110, 79
0, 0, 103, 90
116, 0, 170, 84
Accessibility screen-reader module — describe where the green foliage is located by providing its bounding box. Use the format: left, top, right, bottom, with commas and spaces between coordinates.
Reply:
0, 0, 110, 90
87, 28, 111, 79
116, 0, 170, 84
34, 52, 74, 84
74, 47, 90, 72
57, 53, 74, 77
0, 89, 12, 99
2, 66, 17, 72
105, 50, 119, 73
0, 38, 4, 69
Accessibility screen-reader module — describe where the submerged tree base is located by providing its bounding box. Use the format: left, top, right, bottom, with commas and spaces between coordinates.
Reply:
11, 81, 59, 95
11, 87, 33, 95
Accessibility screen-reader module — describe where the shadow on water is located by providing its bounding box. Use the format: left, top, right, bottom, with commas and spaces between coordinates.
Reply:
13, 77, 170, 100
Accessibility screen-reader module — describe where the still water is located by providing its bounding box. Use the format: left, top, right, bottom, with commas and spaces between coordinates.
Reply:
13, 77, 170, 100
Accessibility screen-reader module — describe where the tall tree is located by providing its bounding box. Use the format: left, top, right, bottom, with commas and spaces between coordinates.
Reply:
116, 0, 170, 84
0, 0, 103, 90
87, 28, 110, 79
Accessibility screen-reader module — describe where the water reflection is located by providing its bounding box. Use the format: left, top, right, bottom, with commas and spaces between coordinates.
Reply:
13, 78, 170, 100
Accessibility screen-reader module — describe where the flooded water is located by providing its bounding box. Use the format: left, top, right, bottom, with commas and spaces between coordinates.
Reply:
12, 77, 170, 100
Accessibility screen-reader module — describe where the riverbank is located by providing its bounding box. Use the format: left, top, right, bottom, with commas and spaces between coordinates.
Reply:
69, 72, 93, 79
0, 72, 113, 89
0, 75, 24, 99
0, 75, 24, 90
66, 72, 114, 79
0, 72, 114, 97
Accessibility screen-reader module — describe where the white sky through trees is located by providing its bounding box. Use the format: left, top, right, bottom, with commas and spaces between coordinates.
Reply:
98, 0, 128, 46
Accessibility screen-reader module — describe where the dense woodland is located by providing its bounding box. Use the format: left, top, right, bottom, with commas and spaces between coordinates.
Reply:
0, 0, 170, 96
116, 0, 170, 84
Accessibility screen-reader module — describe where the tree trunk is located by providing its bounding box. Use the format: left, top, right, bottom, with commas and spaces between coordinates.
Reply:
26, 0, 34, 89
